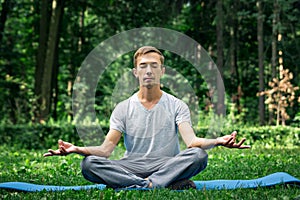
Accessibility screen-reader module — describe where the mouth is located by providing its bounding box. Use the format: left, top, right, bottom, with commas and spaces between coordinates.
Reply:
143, 77, 154, 81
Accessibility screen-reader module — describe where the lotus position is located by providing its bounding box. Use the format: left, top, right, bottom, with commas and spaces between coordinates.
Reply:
44, 46, 250, 189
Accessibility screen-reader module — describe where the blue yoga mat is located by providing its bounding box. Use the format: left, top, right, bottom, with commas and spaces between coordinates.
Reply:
0, 172, 299, 192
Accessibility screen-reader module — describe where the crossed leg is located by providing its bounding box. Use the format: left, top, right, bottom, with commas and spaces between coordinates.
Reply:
81, 148, 208, 189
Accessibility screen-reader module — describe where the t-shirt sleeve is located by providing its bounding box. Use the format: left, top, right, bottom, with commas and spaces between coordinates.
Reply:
175, 100, 192, 126
109, 101, 126, 133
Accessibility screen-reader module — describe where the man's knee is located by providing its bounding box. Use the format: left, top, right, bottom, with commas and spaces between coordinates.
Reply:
189, 148, 208, 170
81, 156, 107, 183
81, 156, 95, 171
82, 156, 103, 174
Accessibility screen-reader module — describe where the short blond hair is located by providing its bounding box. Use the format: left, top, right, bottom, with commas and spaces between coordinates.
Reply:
133, 46, 164, 68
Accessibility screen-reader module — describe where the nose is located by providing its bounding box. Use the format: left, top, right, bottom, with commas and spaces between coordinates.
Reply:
146, 65, 152, 75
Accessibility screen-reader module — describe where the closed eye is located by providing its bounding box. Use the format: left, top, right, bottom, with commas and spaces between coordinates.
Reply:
138, 63, 160, 68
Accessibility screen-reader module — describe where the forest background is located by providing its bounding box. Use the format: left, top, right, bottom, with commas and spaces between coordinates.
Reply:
0, 0, 299, 149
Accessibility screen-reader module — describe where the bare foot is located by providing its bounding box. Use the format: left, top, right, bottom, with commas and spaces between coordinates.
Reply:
145, 178, 153, 188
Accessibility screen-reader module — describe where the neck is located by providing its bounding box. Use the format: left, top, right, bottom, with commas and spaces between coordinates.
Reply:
137, 85, 162, 103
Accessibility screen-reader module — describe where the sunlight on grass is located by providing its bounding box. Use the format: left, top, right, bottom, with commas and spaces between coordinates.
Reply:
0, 145, 299, 199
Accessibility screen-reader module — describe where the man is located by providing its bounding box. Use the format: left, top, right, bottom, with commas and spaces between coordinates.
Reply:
44, 46, 250, 189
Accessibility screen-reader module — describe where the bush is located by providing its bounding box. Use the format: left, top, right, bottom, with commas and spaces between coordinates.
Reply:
0, 124, 299, 150
196, 125, 300, 148
0, 124, 80, 149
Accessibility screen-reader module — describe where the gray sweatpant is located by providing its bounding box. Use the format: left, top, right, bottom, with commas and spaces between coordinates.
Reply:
81, 147, 208, 189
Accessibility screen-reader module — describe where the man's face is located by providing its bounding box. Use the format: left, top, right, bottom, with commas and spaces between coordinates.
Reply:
133, 52, 165, 88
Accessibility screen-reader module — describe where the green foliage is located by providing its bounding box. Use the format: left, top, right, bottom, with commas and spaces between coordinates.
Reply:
196, 103, 300, 147
0, 75, 36, 124
0, 123, 81, 150
0, 123, 299, 151
0, 0, 38, 124
196, 125, 300, 148
239, 126, 300, 148
0, 0, 300, 126
292, 112, 300, 127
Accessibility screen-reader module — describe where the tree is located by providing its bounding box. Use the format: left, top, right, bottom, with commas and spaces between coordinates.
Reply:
0, 0, 299, 125
216, 0, 225, 116
257, 0, 265, 125
35, 0, 65, 122
227, 0, 242, 114
35, 0, 51, 122
0, 0, 10, 44
269, 0, 280, 123
258, 66, 299, 126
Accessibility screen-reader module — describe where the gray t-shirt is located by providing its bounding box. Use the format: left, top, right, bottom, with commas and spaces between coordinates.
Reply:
110, 91, 192, 158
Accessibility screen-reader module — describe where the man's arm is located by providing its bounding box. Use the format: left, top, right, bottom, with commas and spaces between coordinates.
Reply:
43, 129, 122, 158
178, 122, 250, 150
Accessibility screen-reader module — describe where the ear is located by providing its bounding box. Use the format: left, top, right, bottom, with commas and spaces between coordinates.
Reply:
132, 68, 138, 78
161, 66, 166, 76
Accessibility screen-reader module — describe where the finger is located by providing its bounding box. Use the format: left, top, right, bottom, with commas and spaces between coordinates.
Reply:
224, 137, 235, 148
236, 138, 251, 149
58, 139, 64, 146
59, 146, 65, 154
43, 152, 53, 157
53, 148, 66, 155
60, 146, 69, 156
231, 131, 237, 137
43, 149, 59, 157
232, 132, 237, 141
224, 136, 234, 146
228, 138, 235, 146
231, 136, 237, 144
229, 141, 235, 147
239, 145, 251, 149
236, 138, 246, 147
60, 145, 66, 153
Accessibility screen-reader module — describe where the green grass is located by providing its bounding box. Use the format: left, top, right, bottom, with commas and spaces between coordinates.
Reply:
0, 145, 299, 199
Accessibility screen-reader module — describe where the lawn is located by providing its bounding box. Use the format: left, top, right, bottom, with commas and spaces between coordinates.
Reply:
0, 145, 299, 199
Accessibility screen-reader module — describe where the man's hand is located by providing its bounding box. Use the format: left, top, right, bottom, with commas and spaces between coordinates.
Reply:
217, 131, 251, 149
43, 139, 77, 157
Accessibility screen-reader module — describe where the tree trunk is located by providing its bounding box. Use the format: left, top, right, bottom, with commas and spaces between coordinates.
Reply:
35, 0, 51, 122
216, 0, 225, 116
229, 0, 241, 113
270, 0, 279, 124
51, 27, 61, 121
39, 0, 65, 121
0, 0, 10, 44
257, 0, 265, 125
